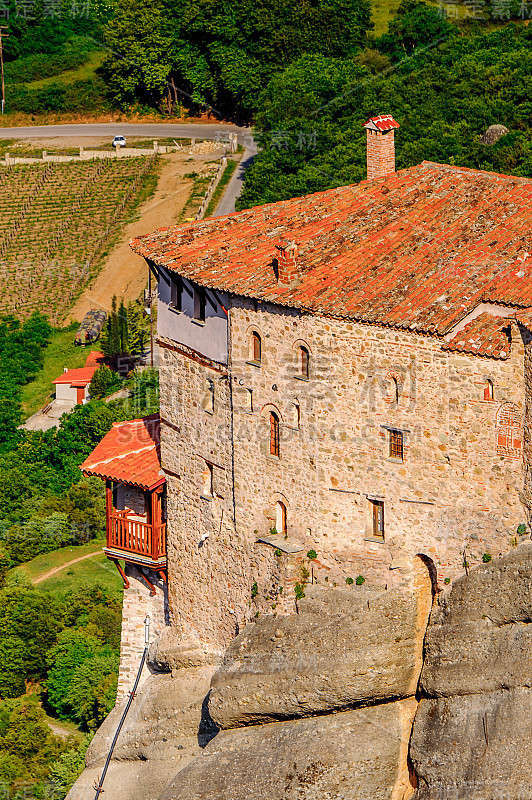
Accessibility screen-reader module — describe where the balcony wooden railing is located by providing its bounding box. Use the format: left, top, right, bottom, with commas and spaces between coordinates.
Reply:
107, 511, 166, 562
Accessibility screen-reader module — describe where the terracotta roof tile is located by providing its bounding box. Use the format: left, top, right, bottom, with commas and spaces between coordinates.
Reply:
52, 365, 98, 387
81, 414, 164, 490
131, 162, 532, 336
443, 314, 511, 358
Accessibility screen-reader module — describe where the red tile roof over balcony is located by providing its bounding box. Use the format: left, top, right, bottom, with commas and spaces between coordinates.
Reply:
131, 161, 532, 337
81, 414, 164, 490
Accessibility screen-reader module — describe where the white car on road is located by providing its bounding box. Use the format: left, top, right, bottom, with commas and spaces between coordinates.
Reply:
112, 135, 127, 148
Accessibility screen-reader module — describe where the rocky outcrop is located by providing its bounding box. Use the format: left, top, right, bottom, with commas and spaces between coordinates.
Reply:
160, 698, 418, 800
66, 667, 218, 800
209, 586, 430, 729
411, 542, 532, 799
479, 124, 509, 145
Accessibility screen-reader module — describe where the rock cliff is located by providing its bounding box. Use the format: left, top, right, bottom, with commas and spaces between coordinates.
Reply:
69, 546, 532, 800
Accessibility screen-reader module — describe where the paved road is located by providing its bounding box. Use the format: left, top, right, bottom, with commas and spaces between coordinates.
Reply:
214, 148, 256, 217
0, 122, 257, 150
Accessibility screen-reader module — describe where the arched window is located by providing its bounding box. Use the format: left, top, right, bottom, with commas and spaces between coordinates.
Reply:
251, 332, 261, 363
392, 377, 399, 404
484, 379, 494, 401
270, 411, 280, 457
202, 378, 214, 414
275, 501, 287, 535
299, 346, 310, 379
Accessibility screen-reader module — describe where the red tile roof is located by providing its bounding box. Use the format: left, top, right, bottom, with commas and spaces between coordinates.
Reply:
84, 350, 105, 368
443, 314, 511, 359
81, 414, 164, 490
131, 161, 532, 337
364, 114, 400, 132
52, 365, 98, 387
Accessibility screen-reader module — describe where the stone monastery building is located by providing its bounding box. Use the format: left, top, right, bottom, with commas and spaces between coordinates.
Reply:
95, 115, 532, 660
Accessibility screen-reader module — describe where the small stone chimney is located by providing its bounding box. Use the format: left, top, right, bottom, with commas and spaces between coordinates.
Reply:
363, 115, 400, 180
275, 237, 298, 285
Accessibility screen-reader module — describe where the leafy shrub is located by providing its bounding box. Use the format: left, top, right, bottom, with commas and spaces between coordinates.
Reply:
251, 581, 258, 598
482, 553, 492, 563
444, 577, 451, 585
356, 575, 365, 585
306, 549, 317, 560
345, 577, 354, 585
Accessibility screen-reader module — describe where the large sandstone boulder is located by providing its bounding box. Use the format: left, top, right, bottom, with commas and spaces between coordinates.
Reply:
411, 543, 532, 799
209, 584, 431, 729
159, 698, 418, 800
420, 542, 532, 697
411, 689, 532, 800
67, 667, 218, 800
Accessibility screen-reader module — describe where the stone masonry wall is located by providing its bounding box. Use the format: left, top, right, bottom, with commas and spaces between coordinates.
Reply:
157, 301, 528, 650
228, 302, 526, 591
117, 563, 168, 700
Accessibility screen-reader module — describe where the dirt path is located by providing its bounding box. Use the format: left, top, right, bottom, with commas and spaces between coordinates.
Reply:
67, 151, 214, 323
32, 550, 101, 585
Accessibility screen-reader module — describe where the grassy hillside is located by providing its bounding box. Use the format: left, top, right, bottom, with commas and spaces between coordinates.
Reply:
24, 50, 107, 90
10, 538, 123, 599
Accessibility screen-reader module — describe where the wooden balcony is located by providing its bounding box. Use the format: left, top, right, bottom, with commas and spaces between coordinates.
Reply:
104, 510, 167, 570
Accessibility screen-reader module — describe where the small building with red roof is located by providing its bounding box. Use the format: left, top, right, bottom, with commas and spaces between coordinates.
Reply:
52, 350, 106, 406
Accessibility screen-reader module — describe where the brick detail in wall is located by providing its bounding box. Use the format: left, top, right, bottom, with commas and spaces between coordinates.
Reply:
116, 563, 169, 702
366, 129, 396, 180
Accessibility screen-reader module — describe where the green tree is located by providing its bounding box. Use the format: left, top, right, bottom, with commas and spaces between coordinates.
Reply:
102, 0, 373, 117
67, 653, 119, 729
89, 364, 121, 400
46, 629, 100, 718
48, 733, 93, 796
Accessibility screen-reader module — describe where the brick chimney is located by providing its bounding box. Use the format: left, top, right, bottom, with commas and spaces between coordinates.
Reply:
363, 115, 400, 180
275, 237, 298, 284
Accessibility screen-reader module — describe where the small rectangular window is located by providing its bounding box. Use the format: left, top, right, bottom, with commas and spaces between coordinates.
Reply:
372, 500, 385, 539
170, 277, 182, 311
202, 462, 213, 497
194, 287, 206, 322
389, 429, 403, 461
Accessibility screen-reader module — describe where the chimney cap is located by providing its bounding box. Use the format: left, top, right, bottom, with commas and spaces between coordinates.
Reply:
364, 114, 400, 133
276, 236, 298, 252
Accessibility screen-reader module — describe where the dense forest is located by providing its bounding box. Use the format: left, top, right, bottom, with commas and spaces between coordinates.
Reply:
0, 313, 158, 797
238, 6, 532, 207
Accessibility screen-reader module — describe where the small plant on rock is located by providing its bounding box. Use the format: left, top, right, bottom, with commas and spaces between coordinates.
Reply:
356, 575, 365, 586
517, 523, 527, 537
251, 581, 258, 598
482, 553, 492, 563
345, 577, 354, 585
444, 577, 451, 585
275, 548, 282, 557
294, 582, 305, 600
307, 549, 317, 560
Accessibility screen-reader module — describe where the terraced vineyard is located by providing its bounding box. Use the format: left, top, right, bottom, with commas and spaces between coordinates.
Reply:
0, 156, 157, 322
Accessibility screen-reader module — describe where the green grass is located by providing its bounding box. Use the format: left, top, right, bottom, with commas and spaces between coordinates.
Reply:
9, 538, 123, 600
20, 324, 89, 419
372, 0, 403, 35
38, 552, 122, 599
24, 51, 107, 90
10, 539, 106, 583
206, 158, 239, 216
